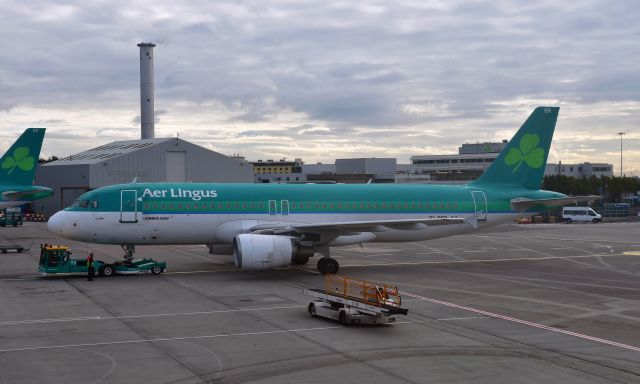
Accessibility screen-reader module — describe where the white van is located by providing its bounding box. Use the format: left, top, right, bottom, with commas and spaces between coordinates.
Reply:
562, 207, 602, 223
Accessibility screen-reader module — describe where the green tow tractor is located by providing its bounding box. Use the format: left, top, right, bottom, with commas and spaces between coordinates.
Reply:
38, 245, 166, 277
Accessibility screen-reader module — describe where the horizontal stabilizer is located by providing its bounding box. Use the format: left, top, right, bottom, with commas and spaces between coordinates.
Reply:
2, 187, 53, 201
510, 195, 601, 212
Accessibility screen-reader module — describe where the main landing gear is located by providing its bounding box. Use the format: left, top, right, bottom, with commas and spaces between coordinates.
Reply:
313, 246, 339, 275
317, 257, 339, 275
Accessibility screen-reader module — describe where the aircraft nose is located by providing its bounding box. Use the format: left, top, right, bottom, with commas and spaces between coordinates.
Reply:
47, 211, 64, 236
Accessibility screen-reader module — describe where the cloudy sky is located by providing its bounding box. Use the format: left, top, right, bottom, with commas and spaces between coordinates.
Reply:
1, 0, 638, 174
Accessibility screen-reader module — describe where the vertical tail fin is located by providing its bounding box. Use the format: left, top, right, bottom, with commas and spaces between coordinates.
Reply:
0, 128, 46, 185
469, 107, 558, 190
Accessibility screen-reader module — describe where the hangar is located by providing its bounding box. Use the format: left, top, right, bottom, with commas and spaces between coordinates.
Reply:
34, 137, 253, 214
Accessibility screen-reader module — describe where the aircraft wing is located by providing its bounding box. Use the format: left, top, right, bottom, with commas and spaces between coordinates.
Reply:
2, 188, 52, 201
250, 217, 466, 235
510, 195, 601, 212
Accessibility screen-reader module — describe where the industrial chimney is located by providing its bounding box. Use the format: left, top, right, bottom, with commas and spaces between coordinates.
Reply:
137, 42, 155, 139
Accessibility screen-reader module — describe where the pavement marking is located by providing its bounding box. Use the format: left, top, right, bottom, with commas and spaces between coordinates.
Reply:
0, 305, 306, 326
436, 316, 490, 321
0, 325, 344, 353
529, 236, 640, 245
339, 253, 629, 268
164, 269, 235, 275
462, 250, 487, 253
1, 253, 631, 282
402, 291, 640, 353
0, 269, 237, 282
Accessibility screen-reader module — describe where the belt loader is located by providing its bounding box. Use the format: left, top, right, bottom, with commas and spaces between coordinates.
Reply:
304, 274, 408, 325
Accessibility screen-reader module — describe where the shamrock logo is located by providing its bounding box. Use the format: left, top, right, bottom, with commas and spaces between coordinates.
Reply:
504, 133, 545, 173
1, 147, 35, 174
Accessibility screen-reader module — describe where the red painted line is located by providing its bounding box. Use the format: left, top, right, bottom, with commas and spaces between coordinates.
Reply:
401, 291, 640, 353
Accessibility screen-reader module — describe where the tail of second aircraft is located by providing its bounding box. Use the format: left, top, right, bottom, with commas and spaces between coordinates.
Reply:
469, 107, 558, 190
0, 128, 46, 185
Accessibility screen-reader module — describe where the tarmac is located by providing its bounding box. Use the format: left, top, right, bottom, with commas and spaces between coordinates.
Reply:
1, 221, 639, 383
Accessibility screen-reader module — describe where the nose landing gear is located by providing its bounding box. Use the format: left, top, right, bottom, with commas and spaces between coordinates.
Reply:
121, 244, 135, 262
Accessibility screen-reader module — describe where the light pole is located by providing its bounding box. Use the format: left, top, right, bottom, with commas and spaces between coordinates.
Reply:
617, 132, 625, 177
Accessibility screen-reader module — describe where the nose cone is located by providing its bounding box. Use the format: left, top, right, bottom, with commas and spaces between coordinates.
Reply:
47, 211, 64, 237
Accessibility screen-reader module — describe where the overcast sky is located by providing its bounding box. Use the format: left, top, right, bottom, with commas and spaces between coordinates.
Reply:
1, 1, 638, 174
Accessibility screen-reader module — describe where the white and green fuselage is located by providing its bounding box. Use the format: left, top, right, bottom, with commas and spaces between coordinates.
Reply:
48, 182, 563, 245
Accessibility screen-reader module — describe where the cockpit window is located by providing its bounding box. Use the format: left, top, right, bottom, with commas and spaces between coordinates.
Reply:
71, 200, 99, 209
72, 200, 89, 208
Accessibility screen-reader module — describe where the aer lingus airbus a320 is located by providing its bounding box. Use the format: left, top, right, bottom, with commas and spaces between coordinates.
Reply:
48, 107, 596, 274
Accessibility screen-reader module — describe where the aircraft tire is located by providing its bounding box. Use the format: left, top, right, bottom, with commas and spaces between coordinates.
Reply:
324, 258, 339, 275
317, 258, 327, 274
339, 311, 350, 326
317, 258, 339, 274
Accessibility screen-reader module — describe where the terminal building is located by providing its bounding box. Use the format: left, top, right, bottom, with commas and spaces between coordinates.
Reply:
35, 138, 253, 214
406, 140, 613, 183
314, 158, 396, 183
409, 141, 508, 182
544, 162, 614, 178
251, 158, 395, 184
252, 159, 305, 183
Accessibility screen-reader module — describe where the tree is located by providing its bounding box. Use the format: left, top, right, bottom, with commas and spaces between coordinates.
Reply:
38, 156, 59, 164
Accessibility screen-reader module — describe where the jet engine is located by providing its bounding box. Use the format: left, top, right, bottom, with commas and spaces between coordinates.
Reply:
233, 234, 294, 270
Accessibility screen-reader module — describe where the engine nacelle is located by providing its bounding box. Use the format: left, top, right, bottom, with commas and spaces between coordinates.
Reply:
233, 234, 293, 270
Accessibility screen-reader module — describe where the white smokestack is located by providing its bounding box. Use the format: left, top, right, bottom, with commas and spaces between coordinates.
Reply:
137, 42, 155, 139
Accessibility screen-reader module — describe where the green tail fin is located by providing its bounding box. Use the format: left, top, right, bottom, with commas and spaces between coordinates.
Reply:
469, 107, 558, 190
0, 128, 46, 185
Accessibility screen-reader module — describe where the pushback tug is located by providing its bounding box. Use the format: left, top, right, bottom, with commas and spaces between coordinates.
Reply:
38, 245, 166, 277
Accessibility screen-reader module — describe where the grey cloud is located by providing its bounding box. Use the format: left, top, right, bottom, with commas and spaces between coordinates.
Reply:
0, 1, 638, 165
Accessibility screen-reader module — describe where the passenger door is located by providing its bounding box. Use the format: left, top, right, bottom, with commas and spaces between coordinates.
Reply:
471, 191, 488, 221
120, 189, 139, 223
